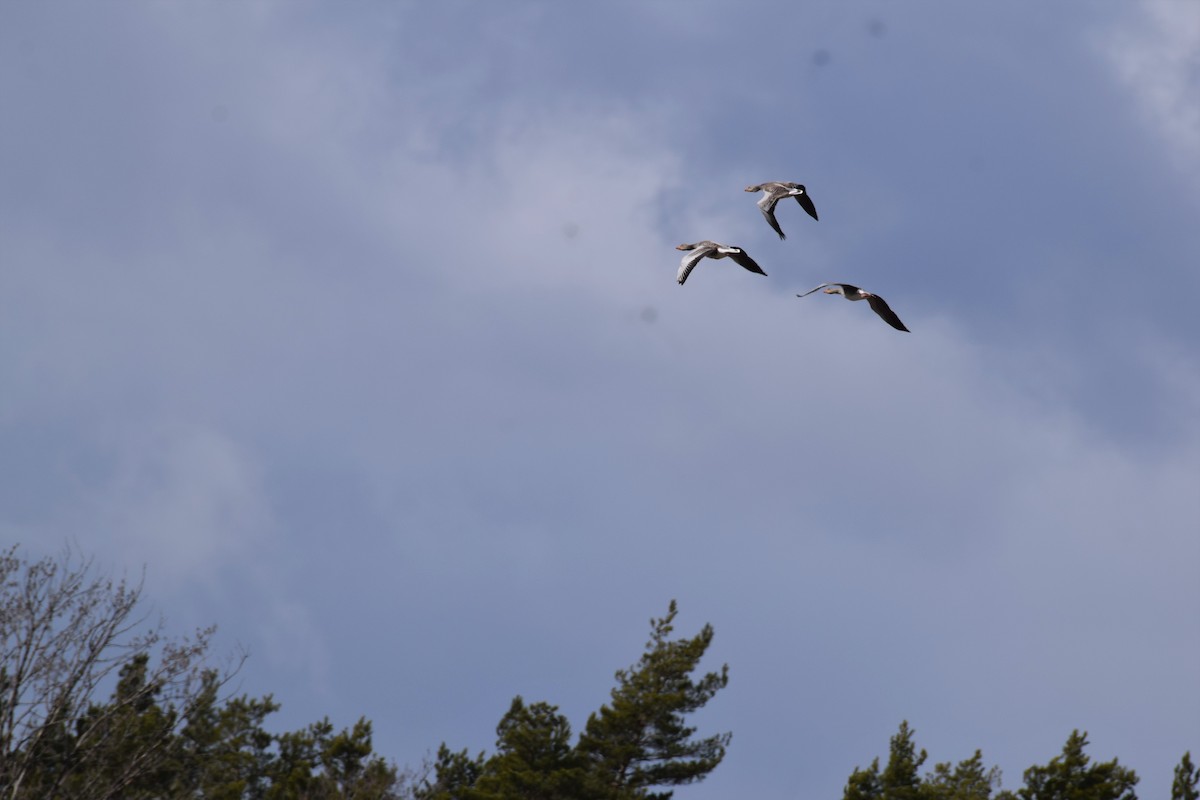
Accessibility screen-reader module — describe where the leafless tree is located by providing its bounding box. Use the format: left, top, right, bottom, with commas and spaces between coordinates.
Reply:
0, 544, 239, 799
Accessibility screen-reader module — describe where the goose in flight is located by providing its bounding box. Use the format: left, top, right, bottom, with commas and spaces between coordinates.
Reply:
744, 182, 819, 239
797, 283, 910, 332
675, 241, 767, 285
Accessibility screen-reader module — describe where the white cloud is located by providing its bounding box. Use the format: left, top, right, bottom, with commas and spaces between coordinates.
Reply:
1098, 0, 1200, 166
91, 424, 275, 584
68, 422, 333, 691
3, 4, 1198, 798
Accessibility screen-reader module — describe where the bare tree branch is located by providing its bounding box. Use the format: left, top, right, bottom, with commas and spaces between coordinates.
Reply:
0, 545, 241, 800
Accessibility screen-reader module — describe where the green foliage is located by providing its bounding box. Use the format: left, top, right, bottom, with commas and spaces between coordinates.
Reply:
174, 672, 281, 799
266, 716, 398, 799
844, 722, 999, 800
7, 661, 401, 800
15, 541, 1186, 800
426, 600, 730, 800
0, 544, 217, 799
925, 751, 1002, 800
67, 654, 181, 797
415, 744, 486, 800
845, 725, 1159, 800
845, 756, 884, 800
1173, 753, 1198, 800
576, 600, 730, 800
1015, 731, 1138, 800
468, 697, 594, 800
0, 545, 402, 800
880, 720, 928, 800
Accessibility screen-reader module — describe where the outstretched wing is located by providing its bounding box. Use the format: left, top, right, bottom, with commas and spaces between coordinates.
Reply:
677, 244, 714, 285
757, 195, 787, 239
725, 247, 767, 276
796, 282, 836, 298
866, 294, 910, 332
794, 191, 819, 221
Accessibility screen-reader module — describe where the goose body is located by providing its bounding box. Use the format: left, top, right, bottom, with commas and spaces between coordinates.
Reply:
797, 283, 910, 332
675, 241, 766, 285
744, 182, 818, 239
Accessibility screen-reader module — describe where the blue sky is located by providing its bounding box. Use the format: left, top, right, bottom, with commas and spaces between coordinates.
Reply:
1, 2, 1197, 798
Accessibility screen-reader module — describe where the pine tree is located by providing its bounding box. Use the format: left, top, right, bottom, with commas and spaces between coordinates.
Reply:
416, 744, 487, 800
0, 545, 404, 800
0, 545, 223, 799
425, 601, 730, 800
267, 716, 398, 799
844, 721, 929, 800
845, 756, 884, 800
173, 673, 280, 800
468, 697, 594, 800
925, 750, 1002, 800
576, 600, 730, 800
1173, 753, 1198, 800
844, 723, 1000, 800
65, 654, 181, 798
1014, 731, 1138, 800
882, 721, 928, 800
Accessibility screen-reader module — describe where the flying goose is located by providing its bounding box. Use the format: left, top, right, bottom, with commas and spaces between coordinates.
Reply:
675, 241, 766, 285
797, 283, 910, 332
744, 182, 818, 239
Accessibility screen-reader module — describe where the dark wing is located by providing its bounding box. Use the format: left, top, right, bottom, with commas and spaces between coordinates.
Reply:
757, 195, 787, 239
794, 191, 819, 221
726, 247, 767, 276
866, 294, 910, 332
796, 282, 836, 298
676, 245, 714, 285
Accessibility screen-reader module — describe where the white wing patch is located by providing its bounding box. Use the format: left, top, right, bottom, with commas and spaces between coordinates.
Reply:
677, 248, 709, 284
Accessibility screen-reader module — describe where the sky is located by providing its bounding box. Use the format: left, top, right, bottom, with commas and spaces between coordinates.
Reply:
1, 1, 1198, 798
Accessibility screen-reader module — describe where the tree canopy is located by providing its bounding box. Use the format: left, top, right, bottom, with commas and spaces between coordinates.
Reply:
1173, 752, 1198, 800
2, 544, 1192, 800
417, 600, 731, 800
1012, 730, 1139, 800
844, 720, 1001, 800
0, 546, 401, 800
841, 723, 1184, 800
